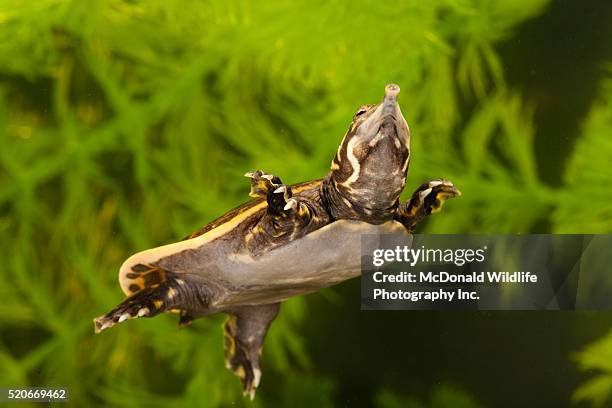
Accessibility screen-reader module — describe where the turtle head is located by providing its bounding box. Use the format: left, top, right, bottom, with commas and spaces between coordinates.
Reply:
325, 84, 411, 222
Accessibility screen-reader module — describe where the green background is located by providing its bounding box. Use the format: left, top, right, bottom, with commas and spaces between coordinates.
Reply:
1, 0, 612, 406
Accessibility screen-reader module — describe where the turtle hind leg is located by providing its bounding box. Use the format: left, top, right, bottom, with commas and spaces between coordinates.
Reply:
94, 272, 210, 333
395, 179, 461, 232
224, 303, 280, 400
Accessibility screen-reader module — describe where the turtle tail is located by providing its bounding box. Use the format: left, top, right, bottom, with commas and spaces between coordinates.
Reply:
93, 271, 211, 333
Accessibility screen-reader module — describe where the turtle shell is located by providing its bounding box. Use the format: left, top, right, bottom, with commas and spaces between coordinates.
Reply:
119, 219, 411, 310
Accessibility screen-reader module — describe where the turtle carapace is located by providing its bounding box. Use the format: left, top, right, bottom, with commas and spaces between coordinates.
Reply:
94, 84, 460, 399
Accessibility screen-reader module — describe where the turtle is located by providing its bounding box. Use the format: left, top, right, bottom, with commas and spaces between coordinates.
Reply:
94, 84, 460, 399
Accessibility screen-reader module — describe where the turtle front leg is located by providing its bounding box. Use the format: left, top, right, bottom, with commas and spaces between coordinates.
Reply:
395, 179, 461, 232
244, 170, 308, 216
246, 168, 317, 220
224, 303, 280, 399
244, 170, 329, 255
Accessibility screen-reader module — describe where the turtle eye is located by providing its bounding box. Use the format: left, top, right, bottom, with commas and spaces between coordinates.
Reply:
354, 105, 370, 118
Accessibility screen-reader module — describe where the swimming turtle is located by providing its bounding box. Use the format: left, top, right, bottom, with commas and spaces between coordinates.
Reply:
94, 84, 459, 398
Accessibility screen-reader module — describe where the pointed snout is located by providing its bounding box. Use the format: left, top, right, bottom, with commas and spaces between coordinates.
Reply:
384, 83, 400, 100
382, 84, 400, 114
350, 83, 410, 148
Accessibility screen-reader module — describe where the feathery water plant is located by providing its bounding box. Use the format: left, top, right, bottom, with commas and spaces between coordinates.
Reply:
3, 0, 612, 406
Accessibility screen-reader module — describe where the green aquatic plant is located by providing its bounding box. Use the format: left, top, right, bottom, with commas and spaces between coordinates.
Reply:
569, 72, 612, 408
3, 0, 612, 406
553, 70, 612, 234
574, 328, 612, 408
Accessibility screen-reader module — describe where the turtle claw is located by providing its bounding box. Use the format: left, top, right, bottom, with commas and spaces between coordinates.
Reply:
283, 198, 298, 211
93, 318, 114, 334
395, 179, 460, 231
268, 183, 300, 215
245, 368, 262, 400
245, 370, 261, 400
94, 298, 159, 333
94, 312, 132, 333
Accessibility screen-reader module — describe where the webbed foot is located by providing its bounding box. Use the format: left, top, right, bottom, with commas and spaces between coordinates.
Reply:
94, 273, 209, 333
395, 179, 461, 231
223, 303, 280, 400
245, 170, 309, 217
94, 285, 166, 333
245, 170, 282, 198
